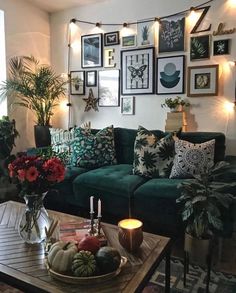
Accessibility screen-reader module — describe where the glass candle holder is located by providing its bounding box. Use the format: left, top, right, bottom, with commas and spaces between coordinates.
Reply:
118, 219, 143, 253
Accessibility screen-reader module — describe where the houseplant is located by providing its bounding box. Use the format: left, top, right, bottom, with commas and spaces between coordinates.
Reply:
8, 155, 65, 243
0, 55, 67, 147
161, 96, 190, 112
176, 161, 235, 263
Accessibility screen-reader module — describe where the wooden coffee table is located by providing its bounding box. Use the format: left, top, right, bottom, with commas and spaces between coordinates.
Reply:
0, 201, 171, 293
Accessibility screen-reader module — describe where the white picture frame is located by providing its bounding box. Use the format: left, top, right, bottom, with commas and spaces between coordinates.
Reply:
121, 35, 136, 48
121, 96, 135, 115
137, 20, 155, 47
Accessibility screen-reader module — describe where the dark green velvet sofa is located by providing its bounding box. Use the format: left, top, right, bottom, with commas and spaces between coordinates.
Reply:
41, 128, 236, 237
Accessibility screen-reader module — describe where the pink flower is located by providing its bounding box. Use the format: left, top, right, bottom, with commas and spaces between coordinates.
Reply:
25, 166, 39, 182
17, 169, 26, 181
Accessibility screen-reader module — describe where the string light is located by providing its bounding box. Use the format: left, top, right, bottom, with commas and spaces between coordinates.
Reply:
96, 22, 101, 27
123, 22, 128, 28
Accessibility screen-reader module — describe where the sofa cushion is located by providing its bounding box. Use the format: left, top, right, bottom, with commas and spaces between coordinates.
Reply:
72, 164, 147, 216
71, 126, 117, 168
133, 178, 186, 234
170, 139, 215, 179
133, 126, 175, 178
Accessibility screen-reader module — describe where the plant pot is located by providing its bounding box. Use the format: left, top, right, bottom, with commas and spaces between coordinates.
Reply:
34, 125, 51, 148
184, 232, 212, 265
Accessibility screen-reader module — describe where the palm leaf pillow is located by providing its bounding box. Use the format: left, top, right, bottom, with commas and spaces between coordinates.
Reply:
133, 126, 176, 178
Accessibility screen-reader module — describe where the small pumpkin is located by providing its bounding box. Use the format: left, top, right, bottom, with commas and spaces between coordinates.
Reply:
72, 250, 97, 277
47, 241, 77, 273
95, 246, 121, 274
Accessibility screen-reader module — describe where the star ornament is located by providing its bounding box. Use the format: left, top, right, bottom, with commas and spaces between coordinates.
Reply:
83, 88, 99, 112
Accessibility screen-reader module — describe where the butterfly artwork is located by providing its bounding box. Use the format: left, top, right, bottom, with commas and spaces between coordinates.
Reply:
128, 65, 147, 84
104, 31, 120, 46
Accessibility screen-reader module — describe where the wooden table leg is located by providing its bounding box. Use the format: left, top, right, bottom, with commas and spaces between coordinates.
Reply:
165, 248, 171, 293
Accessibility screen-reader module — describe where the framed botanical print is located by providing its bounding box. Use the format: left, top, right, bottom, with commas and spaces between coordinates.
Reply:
137, 20, 155, 47
98, 70, 120, 106
70, 71, 85, 95
187, 65, 219, 97
121, 35, 136, 48
159, 15, 185, 53
213, 39, 230, 55
156, 55, 185, 95
121, 47, 155, 95
121, 96, 135, 115
81, 34, 103, 68
104, 31, 120, 46
86, 71, 97, 87
190, 35, 210, 61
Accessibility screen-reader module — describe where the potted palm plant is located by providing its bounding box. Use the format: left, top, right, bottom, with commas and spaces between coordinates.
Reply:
176, 161, 235, 264
0, 56, 67, 147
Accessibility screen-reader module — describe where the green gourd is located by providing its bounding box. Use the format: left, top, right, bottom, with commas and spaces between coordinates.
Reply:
72, 250, 96, 277
95, 246, 121, 274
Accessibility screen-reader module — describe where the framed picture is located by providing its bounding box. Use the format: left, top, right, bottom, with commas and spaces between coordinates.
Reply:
86, 71, 97, 87
104, 31, 120, 46
121, 96, 135, 115
156, 55, 185, 95
159, 15, 185, 53
81, 34, 103, 68
213, 39, 230, 55
137, 20, 155, 47
121, 47, 155, 95
98, 69, 120, 106
121, 35, 136, 48
187, 65, 219, 97
190, 35, 210, 61
70, 71, 85, 95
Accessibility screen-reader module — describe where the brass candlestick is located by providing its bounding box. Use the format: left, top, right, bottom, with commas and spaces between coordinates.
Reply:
88, 212, 97, 235
97, 216, 102, 236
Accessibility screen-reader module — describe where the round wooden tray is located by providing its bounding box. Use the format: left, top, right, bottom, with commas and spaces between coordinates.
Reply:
46, 256, 127, 285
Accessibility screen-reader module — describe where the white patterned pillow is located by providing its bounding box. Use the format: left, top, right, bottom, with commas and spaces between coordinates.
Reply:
169, 139, 215, 179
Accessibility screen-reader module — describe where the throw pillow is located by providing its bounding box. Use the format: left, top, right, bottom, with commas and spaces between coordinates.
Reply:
133, 126, 176, 178
71, 125, 117, 168
169, 138, 215, 179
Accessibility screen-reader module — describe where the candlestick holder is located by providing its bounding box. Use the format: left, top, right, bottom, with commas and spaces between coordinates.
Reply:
88, 212, 97, 236
97, 216, 102, 236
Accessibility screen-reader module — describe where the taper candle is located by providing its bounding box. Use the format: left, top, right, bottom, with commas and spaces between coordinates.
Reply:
90, 196, 94, 213
98, 199, 101, 217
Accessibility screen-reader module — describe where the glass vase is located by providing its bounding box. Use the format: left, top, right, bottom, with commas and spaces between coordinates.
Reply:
19, 193, 51, 244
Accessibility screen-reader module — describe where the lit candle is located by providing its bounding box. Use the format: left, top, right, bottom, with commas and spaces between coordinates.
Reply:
90, 196, 94, 213
98, 199, 101, 217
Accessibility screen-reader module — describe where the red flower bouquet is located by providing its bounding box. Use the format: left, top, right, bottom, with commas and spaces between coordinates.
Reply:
8, 155, 65, 197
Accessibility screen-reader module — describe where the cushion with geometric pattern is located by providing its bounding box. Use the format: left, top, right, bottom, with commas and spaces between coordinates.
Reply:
169, 138, 215, 179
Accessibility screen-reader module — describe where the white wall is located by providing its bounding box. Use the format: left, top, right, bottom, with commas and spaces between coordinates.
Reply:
0, 10, 6, 117
0, 0, 50, 152
50, 0, 236, 155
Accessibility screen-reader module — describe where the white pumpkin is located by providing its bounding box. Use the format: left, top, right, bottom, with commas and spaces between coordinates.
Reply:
47, 241, 77, 273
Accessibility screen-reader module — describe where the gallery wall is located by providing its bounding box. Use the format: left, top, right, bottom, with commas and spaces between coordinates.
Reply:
52, 0, 235, 155
0, 0, 50, 152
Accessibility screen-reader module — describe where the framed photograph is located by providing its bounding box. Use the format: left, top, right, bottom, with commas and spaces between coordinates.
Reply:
121, 96, 135, 115
156, 55, 185, 95
86, 71, 97, 87
70, 71, 85, 95
121, 47, 155, 95
213, 39, 230, 55
98, 69, 120, 106
190, 35, 210, 61
137, 20, 155, 47
104, 31, 120, 46
159, 15, 185, 53
121, 35, 136, 48
187, 65, 219, 97
81, 34, 103, 68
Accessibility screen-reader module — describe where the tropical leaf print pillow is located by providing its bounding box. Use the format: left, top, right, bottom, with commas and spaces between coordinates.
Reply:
71, 125, 117, 168
133, 126, 176, 178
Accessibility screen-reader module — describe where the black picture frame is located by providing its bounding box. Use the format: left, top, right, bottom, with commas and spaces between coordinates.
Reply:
86, 71, 97, 87
81, 33, 103, 68
190, 35, 210, 61
104, 31, 120, 46
70, 71, 85, 95
159, 15, 185, 53
156, 55, 185, 95
121, 47, 155, 95
213, 39, 230, 55
98, 69, 120, 107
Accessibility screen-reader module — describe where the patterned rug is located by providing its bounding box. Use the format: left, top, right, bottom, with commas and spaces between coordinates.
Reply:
143, 258, 236, 293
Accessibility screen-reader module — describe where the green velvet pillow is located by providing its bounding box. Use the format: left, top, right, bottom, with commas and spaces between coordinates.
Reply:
133, 126, 176, 178
71, 126, 117, 168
